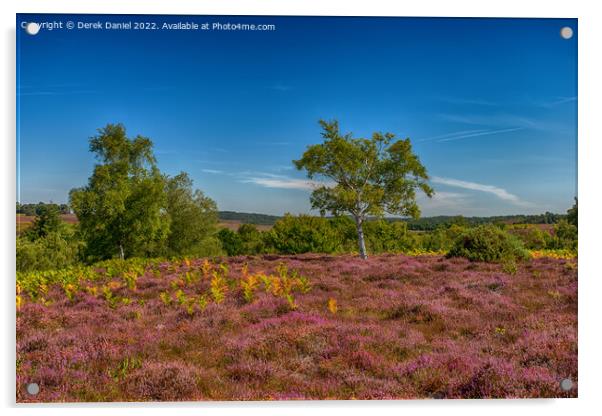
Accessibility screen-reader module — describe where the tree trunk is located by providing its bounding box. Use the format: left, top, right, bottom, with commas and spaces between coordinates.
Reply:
119, 244, 125, 260
354, 216, 368, 260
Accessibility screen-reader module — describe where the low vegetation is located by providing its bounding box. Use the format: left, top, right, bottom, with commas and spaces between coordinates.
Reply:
446, 225, 530, 263
17, 254, 577, 401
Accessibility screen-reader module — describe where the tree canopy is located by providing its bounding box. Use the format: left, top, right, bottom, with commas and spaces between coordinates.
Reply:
164, 172, 221, 257
294, 120, 433, 258
69, 124, 169, 261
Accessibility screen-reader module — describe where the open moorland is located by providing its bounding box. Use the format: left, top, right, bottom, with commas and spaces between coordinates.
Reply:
16, 253, 577, 401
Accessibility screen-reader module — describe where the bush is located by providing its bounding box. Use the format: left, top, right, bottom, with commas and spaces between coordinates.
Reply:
217, 228, 243, 256
17, 230, 83, 272
446, 225, 530, 263
419, 224, 466, 252
363, 220, 419, 253
507, 225, 552, 250
549, 219, 577, 251
237, 224, 266, 254
266, 214, 343, 254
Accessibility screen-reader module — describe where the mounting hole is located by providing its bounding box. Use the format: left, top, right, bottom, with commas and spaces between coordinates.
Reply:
25, 22, 40, 36
560, 378, 573, 391
26, 382, 40, 395
560, 27, 574, 40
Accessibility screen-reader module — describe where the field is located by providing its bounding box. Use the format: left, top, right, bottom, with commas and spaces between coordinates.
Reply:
16, 214, 77, 233
217, 220, 272, 232
16, 254, 577, 402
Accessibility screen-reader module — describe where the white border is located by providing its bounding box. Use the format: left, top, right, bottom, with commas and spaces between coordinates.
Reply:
2, 1, 601, 415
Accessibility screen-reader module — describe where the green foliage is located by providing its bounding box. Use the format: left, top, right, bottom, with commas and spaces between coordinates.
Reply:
25, 204, 62, 240
293, 119, 433, 258
567, 198, 577, 228
109, 357, 142, 382
164, 172, 221, 257
16, 230, 82, 272
237, 224, 266, 254
420, 224, 466, 252
501, 259, 518, 275
266, 214, 343, 254
217, 228, 244, 256
405, 213, 567, 231
218, 211, 279, 226
363, 220, 419, 253
447, 225, 530, 263
17, 202, 70, 216
506, 225, 552, 250
70, 124, 169, 261
550, 219, 578, 251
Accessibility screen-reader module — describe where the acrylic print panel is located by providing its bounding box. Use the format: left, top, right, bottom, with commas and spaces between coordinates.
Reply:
16, 14, 577, 402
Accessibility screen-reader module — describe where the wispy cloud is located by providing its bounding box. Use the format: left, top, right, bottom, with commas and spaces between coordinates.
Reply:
432, 176, 530, 206
421, 191, 466, 205
439, 113, 533, 127
201, 169, 224, 174
438, 96, 498, 106
537, 96, 577, 108
241, 173, 333, 190
437, 127, 524, 142
17, 90, 98, 96
268, 84, 293, 92
418, 127, 523, 143
418, 129, 490, 142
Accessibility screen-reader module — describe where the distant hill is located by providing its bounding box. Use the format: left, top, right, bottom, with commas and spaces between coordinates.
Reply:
17, 205, 566, 230
218, 211, 567, 230
218, 211, 281, 226
399, 213, 567, 231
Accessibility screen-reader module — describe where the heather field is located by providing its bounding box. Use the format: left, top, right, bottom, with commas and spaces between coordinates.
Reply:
16, 253, 577, 402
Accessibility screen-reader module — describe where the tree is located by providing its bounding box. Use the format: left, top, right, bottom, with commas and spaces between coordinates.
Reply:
294, 120, 433, 259
217, 228, 244, 256
69, 124, 169, 261
26, 204, 61, 240
164, 172, 221, 257
267, 214, 343, 254
567, 197, 578, 228
237, 224, 265, 254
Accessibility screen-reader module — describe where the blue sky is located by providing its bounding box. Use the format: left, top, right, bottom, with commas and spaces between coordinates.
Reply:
17, 15, 577, 216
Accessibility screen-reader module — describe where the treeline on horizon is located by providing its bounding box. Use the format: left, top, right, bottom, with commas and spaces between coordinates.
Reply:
17, 200, 578, 273
17, 202, 70, 216
18, 203, 569, 231
218, 210, 569, 230
16, 123, 577, 273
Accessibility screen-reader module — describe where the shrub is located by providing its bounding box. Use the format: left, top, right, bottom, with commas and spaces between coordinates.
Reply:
266, 214, 343, 254
363, 220, 419, 253
507, 225, 552, 250
217, 228, 243, 256
164, 172, 221, 258
446, 225, 530, 263
549, 219, 577, 251
16, 231, 82, 272
419, 224, 466, 252
237, 224, 266, 254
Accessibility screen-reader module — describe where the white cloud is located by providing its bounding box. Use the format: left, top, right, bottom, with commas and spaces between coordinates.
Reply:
537, 96, 577, 108
243, 177, 318, 190
201, 169, 223, 174
417, 129, 488, 142
431, 176, 530, 206
419, 127, 524, 143
436, 127, 523, 142
241, 173, 334, 190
